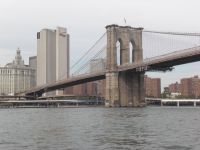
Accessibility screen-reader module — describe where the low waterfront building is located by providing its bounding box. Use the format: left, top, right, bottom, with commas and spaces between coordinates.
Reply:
170, 92, 181, 99
0, 48, 36, 95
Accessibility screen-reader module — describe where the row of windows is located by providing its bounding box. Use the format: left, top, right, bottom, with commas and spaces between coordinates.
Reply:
0, 69, 35, 75
0, 70, 34, 75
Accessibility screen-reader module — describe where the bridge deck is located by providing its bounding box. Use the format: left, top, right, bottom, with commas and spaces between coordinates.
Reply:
118, 46, 200, 72
24, 46, 200, 96
25, 72, 105, 96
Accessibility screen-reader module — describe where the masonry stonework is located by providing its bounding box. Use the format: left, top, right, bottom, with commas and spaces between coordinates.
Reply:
105, 24, 145, 107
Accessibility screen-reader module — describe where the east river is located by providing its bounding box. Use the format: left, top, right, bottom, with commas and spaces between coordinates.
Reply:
0, 107, 200, 150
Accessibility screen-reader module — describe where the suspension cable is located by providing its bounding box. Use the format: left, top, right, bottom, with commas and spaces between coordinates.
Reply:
70, 32, 106, 70
143, 30, 200, 36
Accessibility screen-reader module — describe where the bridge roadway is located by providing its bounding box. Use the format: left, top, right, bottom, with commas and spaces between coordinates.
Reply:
25, 71, 106, 97
118, 46, 200, 72
24, 46, 200, 97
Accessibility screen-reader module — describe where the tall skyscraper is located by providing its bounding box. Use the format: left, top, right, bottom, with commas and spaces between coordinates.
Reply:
89, 58, 106, 73
29, 56, 37, 87
37, 27, 70, 96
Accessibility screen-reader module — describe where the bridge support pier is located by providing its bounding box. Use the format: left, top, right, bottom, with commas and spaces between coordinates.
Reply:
119, 71, 145, 107
106, 71, 145, 107
105, 72, 120, 107
105, 24, 145, 107
131, 72, 145, 106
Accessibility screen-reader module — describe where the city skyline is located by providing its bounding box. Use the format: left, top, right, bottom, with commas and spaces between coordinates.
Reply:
1, 1, 200, 150
1, 0, 200, 89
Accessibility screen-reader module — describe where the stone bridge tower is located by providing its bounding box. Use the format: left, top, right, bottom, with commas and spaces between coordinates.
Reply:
105, 24, 145, 107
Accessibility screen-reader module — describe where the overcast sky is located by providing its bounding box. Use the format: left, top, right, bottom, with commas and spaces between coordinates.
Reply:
0, 0, 200, 90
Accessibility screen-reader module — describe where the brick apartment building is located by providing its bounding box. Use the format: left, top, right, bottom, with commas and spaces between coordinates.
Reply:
144, 75, 161, 98
65, 75, 162, 99
181, 75, 200, 98
169, 82, 181, 93
167, 75, 200, 98
64, 80, 106, 98
64, 58, 106, 98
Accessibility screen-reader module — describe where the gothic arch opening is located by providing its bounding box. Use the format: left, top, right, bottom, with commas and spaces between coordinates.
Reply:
129, 42, 133, 63
116, 39, 123, 66
130, 40, 135, 63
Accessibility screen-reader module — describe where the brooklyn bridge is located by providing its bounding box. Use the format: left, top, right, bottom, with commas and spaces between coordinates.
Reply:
23, 24, 200, 107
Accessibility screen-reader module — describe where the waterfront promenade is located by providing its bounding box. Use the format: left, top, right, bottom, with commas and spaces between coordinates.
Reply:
1, 98, 200, 108
146, 98, 200, 107
0, 99, 104, 108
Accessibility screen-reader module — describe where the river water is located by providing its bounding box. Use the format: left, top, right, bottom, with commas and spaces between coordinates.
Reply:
0, 107, 200, 150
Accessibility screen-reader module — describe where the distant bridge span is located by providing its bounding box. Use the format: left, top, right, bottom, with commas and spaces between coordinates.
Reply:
25, 46, 200, 97
118, 46, 200, 72
25, 72, 106, 97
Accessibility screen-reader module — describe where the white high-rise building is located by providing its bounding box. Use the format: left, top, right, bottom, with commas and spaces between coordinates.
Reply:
29, 56, 37, 87
90, 58, 106, 73
37, 27, 70, 96
0, 48, 36, 95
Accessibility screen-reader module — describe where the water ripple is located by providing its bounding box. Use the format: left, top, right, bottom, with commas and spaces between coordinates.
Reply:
0, 107, 200, 150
